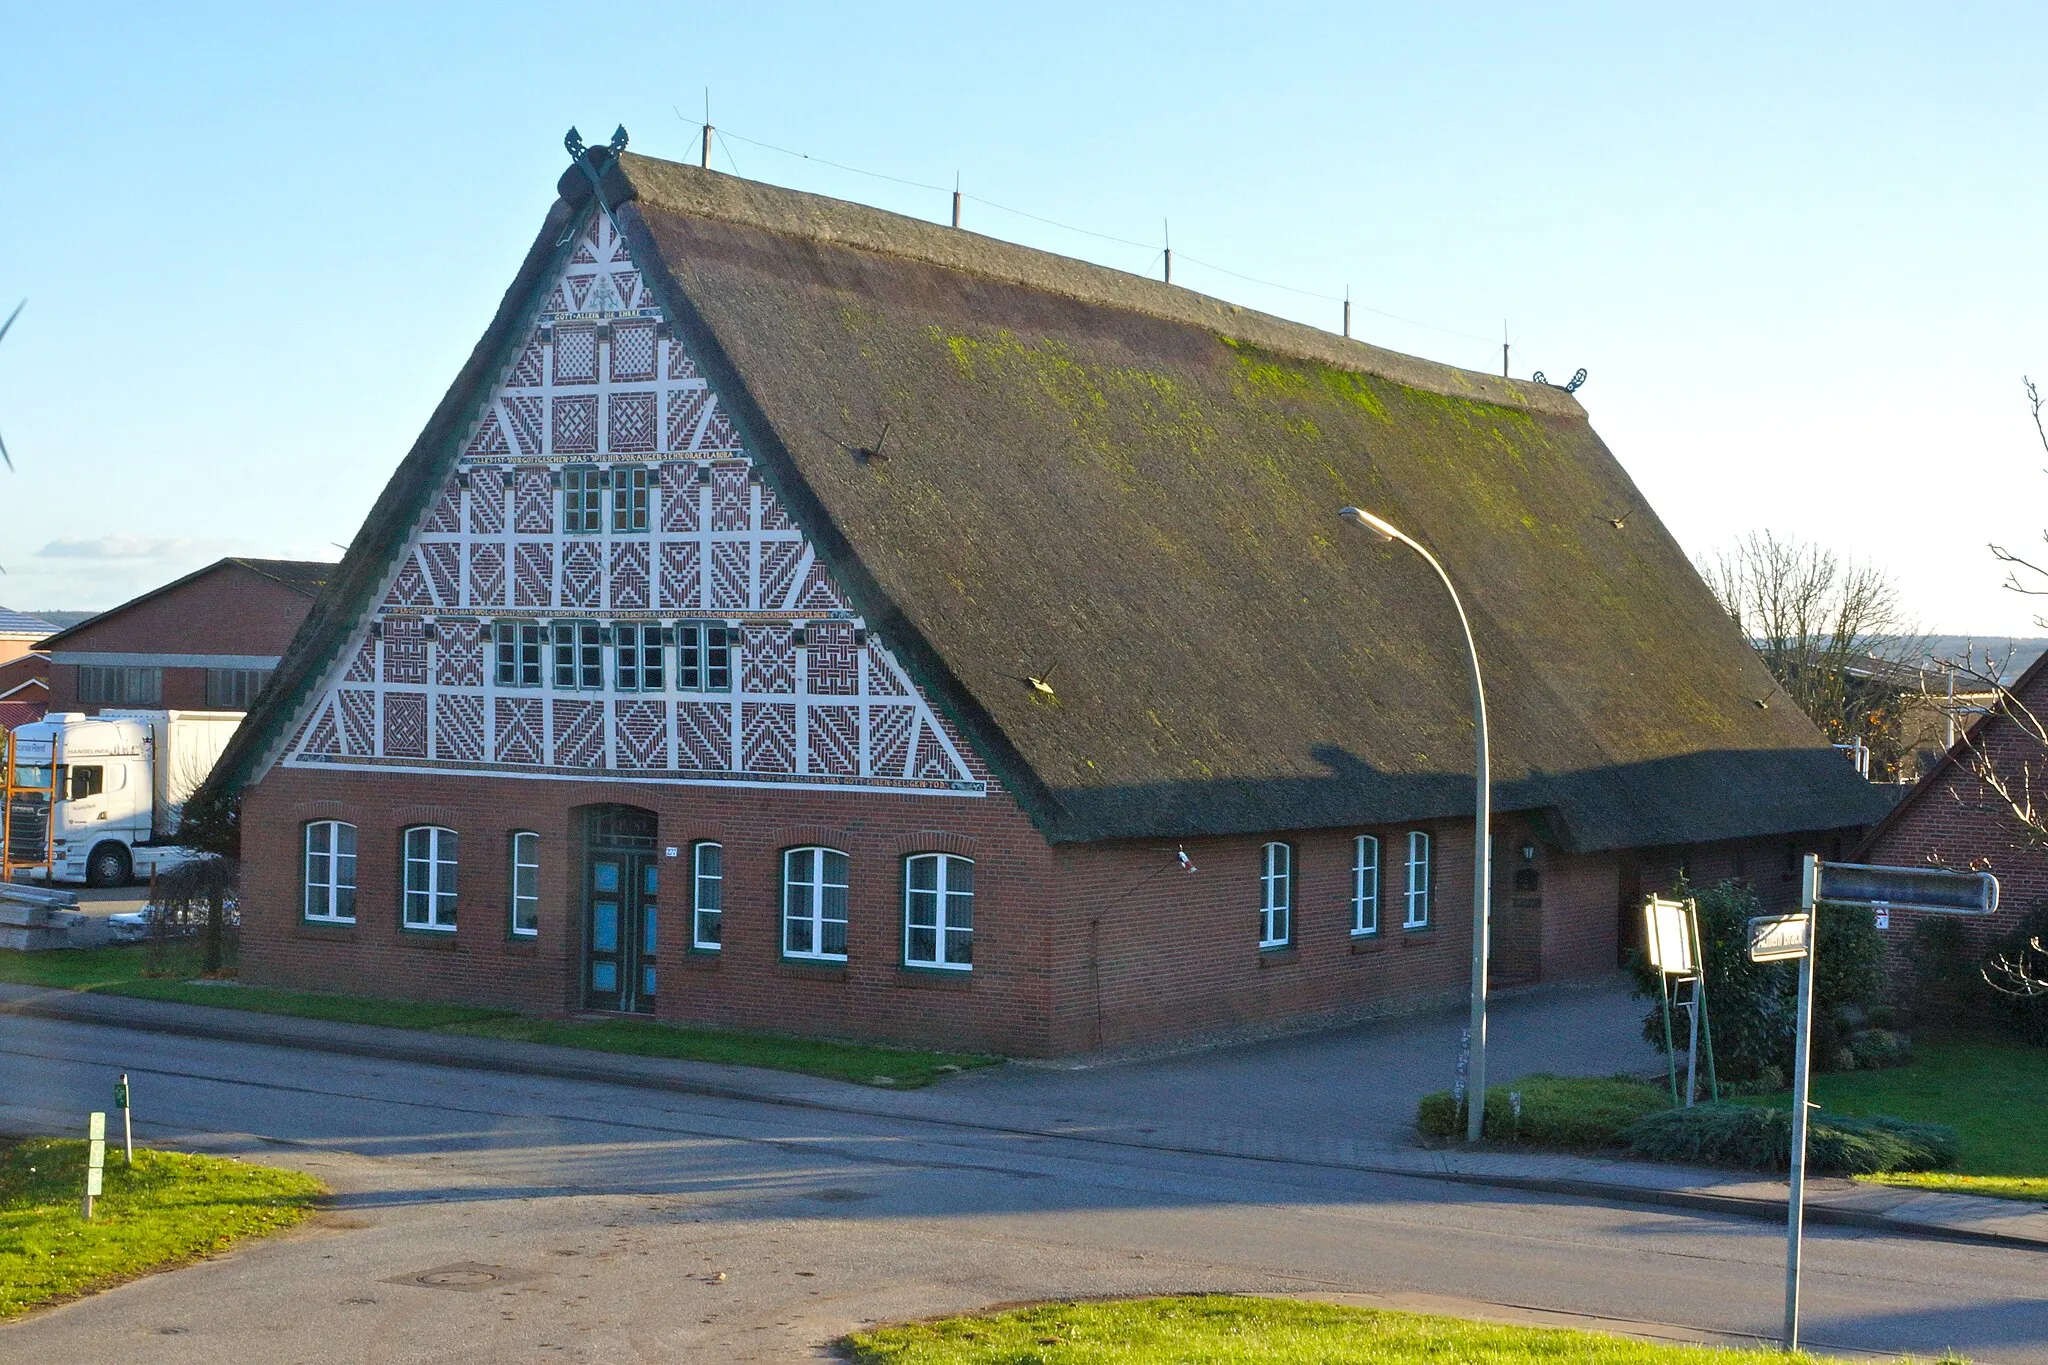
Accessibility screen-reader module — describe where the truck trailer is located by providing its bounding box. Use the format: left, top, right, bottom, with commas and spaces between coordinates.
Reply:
4, 710, 240, 885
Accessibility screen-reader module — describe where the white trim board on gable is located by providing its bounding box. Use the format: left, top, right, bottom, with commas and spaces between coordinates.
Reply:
278, 208, 989, 798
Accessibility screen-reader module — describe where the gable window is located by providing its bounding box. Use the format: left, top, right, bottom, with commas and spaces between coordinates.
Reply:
1404, 831, 1432, 929
495, 622, 544, 687
614, 623, 665, 692
904, 853, 973, 970
564, 466, 602, 534
1259, 842, 1293, 948
509, 831, 539, 937
692, 841, 723, 950
783, 846, 848, 961
303, 820, 357, 923
205, 668, 271, 709
1352, 834, 1380, 936
553, 622, 604, 690
403, 826, 459, 931
675, 622, 732, 692
77, 665, 161, 706
612, 466, 650, 532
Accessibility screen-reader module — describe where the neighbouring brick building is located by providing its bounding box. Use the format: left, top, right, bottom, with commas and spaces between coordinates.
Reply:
38, 558, 333, 715
0, 606, 55, 732
1860, 652, 2048, 970
200, 137, 1888, 1056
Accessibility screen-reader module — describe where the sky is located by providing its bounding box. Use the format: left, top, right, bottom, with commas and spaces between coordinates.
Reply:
3, 3, 2047, 637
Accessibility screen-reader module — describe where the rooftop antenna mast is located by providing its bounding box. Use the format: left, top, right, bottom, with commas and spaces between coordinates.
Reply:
701, 89, 713, 170
1502, 320, 1509, 378
952, 172, 961, 229
1343, 287, 1351, 339
1163, 220, 1172, 285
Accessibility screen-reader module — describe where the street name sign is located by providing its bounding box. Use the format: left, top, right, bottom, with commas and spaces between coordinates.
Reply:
1747, 913, 1812, 963
1815, 861, 1998, 916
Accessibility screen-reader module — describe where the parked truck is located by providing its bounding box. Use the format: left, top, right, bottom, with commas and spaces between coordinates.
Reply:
4, 710, 241, 886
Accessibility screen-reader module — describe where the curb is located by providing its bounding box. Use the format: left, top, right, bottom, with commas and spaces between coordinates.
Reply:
7, 986, 2045, 1254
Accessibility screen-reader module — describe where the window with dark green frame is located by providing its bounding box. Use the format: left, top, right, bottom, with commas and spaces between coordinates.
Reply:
692, 841, 723, 949
612, 466, 650, 532
564, 466, 602, 533
403, 825, 458, 931
553, 622, 604, 690
674, 622, 731, 691
495, 622, 543, 687
783, 846, 848, 961
614, 623, 665, 692
510, 831, 539, 936
904, 853, 972, 970
303, 821, 356, 923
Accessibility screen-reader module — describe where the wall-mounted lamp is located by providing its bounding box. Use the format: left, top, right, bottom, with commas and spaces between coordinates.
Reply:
1519, 842, 1538, 862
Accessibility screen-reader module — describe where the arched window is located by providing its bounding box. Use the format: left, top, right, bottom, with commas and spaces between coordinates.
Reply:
1259, 842, 1293, 948
904, 853, 974, 970
1352, 834, 1380, 937
303, 821, 357, 923
692, 841, 724, 950
509, 831, 539, 937
403, 826, 459, 931
1404, 830, 1432, 929
783, 846, 848, 961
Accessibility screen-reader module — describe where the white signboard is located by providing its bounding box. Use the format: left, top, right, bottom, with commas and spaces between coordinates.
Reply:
1644, 897, 1696, 975
1748, 913, 1813, 963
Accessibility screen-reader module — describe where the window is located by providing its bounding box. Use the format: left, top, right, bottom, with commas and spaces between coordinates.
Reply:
674, 622, 732, 691
403, 826, 459, 930
553, 622, 604, 690
204, 667, 271, 709
564, 466, 602, 534
692, 841, 723, 949
303, 821, 357, 923
1404, 831, 1432, 929
1352, 834, 1380, 936
67, 765, 104, 801
510, 831, 539, 936
904, 853, 973, 970
1259, 842, 1293, 948
613, 466, 650, 532
76, 665, 162, 705
783, 846, 848, 961
495, 622, 543, 687
614, 623, 665, 692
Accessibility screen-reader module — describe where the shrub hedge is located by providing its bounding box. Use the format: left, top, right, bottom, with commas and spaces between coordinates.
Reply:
1619, 1103, 1958, 1175
1416, 1074, 1669, 1146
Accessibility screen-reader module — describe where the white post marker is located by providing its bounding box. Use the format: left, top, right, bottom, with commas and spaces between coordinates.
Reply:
1760, 855, 1999, 1353
82, 1111, 106, 1220
116, 1073, 133, 1167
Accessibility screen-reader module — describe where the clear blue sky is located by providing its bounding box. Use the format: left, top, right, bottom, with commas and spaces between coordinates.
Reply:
4, 2, 2046, 636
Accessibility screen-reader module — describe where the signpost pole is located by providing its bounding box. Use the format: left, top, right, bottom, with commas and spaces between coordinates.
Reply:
116, 1074, 133, 1167
1690, 899, 1719, 1103
1783, 854, 1820, 1353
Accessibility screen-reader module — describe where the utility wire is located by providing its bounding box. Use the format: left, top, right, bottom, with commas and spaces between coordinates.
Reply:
669, 114, 1504, 351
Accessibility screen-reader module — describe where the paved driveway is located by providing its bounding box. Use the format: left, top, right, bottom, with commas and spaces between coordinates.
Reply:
959, 973, 1665, 1148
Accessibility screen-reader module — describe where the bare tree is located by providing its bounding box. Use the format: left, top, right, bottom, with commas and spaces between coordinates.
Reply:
1700, 531, 1926, 778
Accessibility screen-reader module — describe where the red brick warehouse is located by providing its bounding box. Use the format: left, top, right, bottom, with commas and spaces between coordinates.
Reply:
200, 134, 1889, 1057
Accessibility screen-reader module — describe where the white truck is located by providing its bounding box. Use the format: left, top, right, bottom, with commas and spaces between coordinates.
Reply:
5, 710, 242, 886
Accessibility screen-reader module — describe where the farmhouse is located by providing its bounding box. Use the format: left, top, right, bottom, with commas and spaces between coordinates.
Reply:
202, 138, 1889, 1055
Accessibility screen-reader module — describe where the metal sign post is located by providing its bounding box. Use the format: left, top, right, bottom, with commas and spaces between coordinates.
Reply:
1761, 855, 2001, 1353
81, 1111, 106, 1220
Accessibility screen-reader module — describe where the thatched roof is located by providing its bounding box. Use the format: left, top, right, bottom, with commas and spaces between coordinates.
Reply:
207, 144, 1889, 851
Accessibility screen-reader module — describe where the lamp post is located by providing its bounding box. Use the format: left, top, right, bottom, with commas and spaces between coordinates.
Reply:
1339, 506, 1493, 1142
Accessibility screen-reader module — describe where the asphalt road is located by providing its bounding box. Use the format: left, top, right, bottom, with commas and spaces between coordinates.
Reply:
4, 1016, 2046, 1363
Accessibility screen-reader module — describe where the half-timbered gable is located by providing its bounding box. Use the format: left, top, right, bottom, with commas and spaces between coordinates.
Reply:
277, 209, 986, 797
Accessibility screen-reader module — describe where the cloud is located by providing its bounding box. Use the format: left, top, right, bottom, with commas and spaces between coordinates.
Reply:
36, 534, 231, 560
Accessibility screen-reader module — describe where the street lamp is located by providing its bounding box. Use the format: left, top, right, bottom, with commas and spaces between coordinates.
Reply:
1338, 505, 1493, 1143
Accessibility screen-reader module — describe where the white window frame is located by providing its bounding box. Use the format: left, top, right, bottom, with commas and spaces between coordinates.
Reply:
782, 845, 849, 962
1404, 830, 1432, 929
1352, 834, 1380, 936
1259, 841, 1293, 949
903, 853, 973, 971
303, 820, 357, 923
510, 830, 539, 937
403, 825, 459, 931
692, 840, 723, 951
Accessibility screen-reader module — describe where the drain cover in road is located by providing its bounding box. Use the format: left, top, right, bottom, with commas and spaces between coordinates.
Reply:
386, 1262, 530, 1292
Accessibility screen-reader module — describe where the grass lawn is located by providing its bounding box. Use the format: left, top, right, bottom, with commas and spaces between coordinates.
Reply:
1804, 1036, 2048, 1205
842, 1296, 1886, 1364
0, 1137, 324, 1318
0, 943, 999, 1088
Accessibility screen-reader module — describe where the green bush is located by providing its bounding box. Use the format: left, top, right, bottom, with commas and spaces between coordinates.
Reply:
1982, 905, 2048, 1046
1619, 1103, 1958, 1175
1629, 879, 1886, 1083
1416, 1074, 1670, 1146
